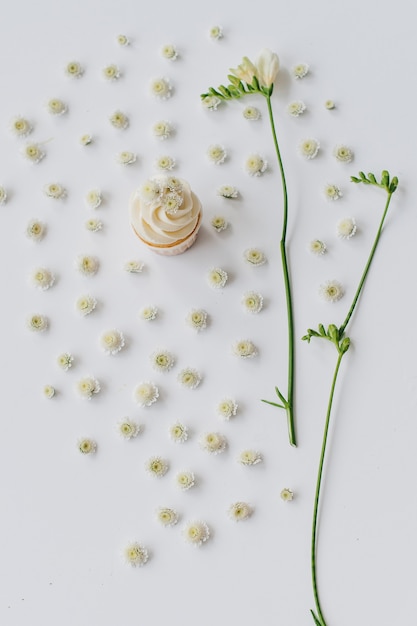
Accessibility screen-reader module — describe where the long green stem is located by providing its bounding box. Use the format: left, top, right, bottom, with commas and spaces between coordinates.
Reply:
266, 94, 296, 447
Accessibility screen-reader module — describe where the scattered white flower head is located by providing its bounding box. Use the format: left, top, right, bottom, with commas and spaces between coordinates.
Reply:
75, 294, 97, 316
26, 219, 46, 241
10, 116, 32, 137
243, 106, 261, 120
117, 418, 141, 440
216, 398, 238, 420
22, 143, 45, 163
299, 138, 320, 160
123, 542, 149, 567
217, 184, 238, 199
292, 63, 309, 79
239, 449, 262, 466
242, 291, 263, 314
43, 385, 55, 399
124, 260, 144, 273
109, 110, 129, 129
201, 95, 221, 111
186, 309, 208, 331
337, 217, 357, 239
309, 239, 327, 255
85, 189, 102, 209
244, 248, 266, 266
30, 267, 55, 290
116, 151, 136, 165
57, 352, 74, 371
324, 183, 342, 200
134, 382, 159, 407
183, 521, 210, 546
150, 77, 172, 100
178, 368, 201, 390
245, 153, 267, 176
211, 216, 228, 232
80, 133, 93, 146
139, 306, 158, 321
102, 64, 120, 80
319, 280, 345, 303
207, 144, 227, 165
46, 98, 67, 116
78, 438, 97, 454
155, 155, 176, 171
169, 422, 188, 443
99, 329, 125, 355
156, 508, 179, 526
200, 432, 227, 455
116, 34, 130, 46
27, 314, 48, 332
228, 502, 253, 522
209, 25, 223, 40
325, 99, 335, 110
287, 101, 306, 117
207, 267, 228, 288
76, 376, 100, 399
333, 144, 354, 163
145, 456, 168, 477
75, 255, 99, 276
151, 349, 175, 372
280, 488, 294, 502
65, 61, 84, 78
0, 186, 7, 205
85, 218, 103, 232
161, 44, 178, 60
152, 120, 173, 140
44, 183, 66, 199
233, 339, 258, 358
176, 471, 195, 490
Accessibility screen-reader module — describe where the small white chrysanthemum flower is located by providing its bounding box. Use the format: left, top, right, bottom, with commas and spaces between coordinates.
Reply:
124, 260, 144, 273
117, 418, 141, 440
30, 267, 55, 290
26, 219, 46, 241
287, 101, 306, 117
243, 106, 261, 120
102, 64, 120, 80
99, 329, 125, 355
299, 138, 320, 160
209, 25, 223, 40
325, 99, 335, 110
85, 189, 102, 209
0, 186, 7, 205
245, 153, 267, 176
293, 63, 309, 79
139, 306, 158, 321
233, 339, 258, 358
65, 61, 83, 78
140, 179, 160, 202
134, 382, 159, 407
244, 248, 266, 266
201, 95, 221, 111
22, 143, 45, 163
334, 144, 354, 163
242, 291, 264, 314
165, 175, 183, 192
186, 309, 208, 331
57, 352, 74, 371
116, 151, 136, 165
228, 502, 253, 521
109, 110, 129, 129
169, 422, 188, 443
337, 217, 357, 239
43, 385, 55, 399
146, 456, 168, 477
239, 449, 262, 466
207, 267, 228, 288
162, 192, 183, 214
184, 521, 210, 547
200, 432, 227, 455
124, 542, 149, 567
80, 133, 93, 146
75, 255, 99, 276
156, 508, 178, 526
178, 368, 201, 390
27, 314, 48, 332
85, 218, 103, 232
207, 144, 227, 165
161, 44, 178, 60
176, 471, 195, 490
152, 120, 173, 140
78, 438, 97, 454
150, 77, 172, 100
216, 398, 238, 420
309, 239, 327, 255
44, 183, 66, 199
10, 116, 32, 137
319, 280, 345, 303
217, 184, 238, 199
280, 488, 294, 502
116, 34, 130, 46
75, 294, 97, 316
76, 376, 100, 399
324, 183, 342, 200
211, 216, 228, 232
151, 349, 175, 372
155, 155, 176, 171
46, 98, 67, 115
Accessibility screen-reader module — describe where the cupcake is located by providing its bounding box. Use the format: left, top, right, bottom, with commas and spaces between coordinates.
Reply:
129, 176, 202, 255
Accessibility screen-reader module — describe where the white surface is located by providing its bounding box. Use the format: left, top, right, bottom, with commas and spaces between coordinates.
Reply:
1, 1, 416, 625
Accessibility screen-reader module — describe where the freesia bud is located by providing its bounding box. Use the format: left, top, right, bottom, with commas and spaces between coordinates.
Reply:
256, 48, 279, 88
229, 56, 258, 84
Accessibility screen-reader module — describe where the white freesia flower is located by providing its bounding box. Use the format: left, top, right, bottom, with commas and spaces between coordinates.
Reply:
256, 48, 279, 88
229, 56, 258, 84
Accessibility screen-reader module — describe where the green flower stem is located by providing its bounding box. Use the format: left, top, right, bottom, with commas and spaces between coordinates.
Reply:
266, 93, 296, 447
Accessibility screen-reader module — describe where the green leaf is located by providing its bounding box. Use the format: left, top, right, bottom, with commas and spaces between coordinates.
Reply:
310, 610, 323, 626
261, 399, 285, 409
274, 386, 288, 406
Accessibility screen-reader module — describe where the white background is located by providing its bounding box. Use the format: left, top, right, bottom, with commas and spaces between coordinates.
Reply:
1, 1, 416, 625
